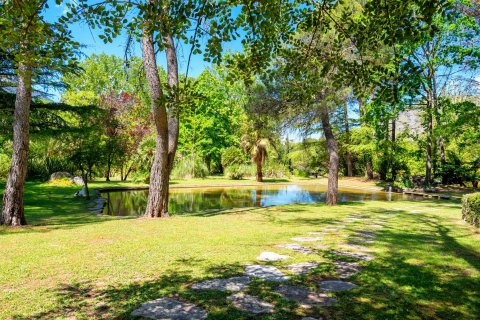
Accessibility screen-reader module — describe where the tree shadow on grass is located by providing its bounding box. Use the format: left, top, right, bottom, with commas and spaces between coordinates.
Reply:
10, 262, 301, 320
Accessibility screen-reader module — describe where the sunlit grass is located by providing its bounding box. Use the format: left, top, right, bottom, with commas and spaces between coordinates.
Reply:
0, 180, 479, 319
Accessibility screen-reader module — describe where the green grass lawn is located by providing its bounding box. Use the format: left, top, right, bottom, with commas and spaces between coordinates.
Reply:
0, 179, 479, 319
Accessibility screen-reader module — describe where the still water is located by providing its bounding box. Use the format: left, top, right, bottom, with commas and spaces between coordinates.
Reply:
101, 184, 415, 216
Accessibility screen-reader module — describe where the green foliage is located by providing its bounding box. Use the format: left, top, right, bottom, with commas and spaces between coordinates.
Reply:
61, 54, 150, 106
171, 157, 209, 180
263, 162, 291, 179
462, 192, 480, 227
221, 147, 245, 168
178, 68, 247, 173
0, 153, 10, 179
225, 164, 249, 180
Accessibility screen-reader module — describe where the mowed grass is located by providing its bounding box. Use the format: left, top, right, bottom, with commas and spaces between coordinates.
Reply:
0, 180, 479, 319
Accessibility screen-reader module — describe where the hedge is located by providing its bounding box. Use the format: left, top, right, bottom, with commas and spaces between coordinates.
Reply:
462, 193, 480, 227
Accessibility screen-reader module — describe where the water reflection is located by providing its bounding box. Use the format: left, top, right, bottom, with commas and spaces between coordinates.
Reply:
101, 184, 416, 216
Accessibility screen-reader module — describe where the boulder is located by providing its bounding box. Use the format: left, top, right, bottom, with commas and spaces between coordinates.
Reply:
72, 176, 85, 186
49, 172, 72, 181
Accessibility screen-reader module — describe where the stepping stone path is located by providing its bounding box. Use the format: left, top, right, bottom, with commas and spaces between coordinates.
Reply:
309, 231, 328, 235
352, 231, 376, 239
285, 262, 319, 275
257, 251, 290, 261
365, 223, 385, 228
292, 236, 323, 242
191, 276, 250, 292
340, 244, 372, 252
348, 237, 375, 244
245, 264, 290, 282
131, 297, 208, 320
334, 261, 362, 279
227, 293, 274, 314
332, 250, 375, 261
313, 244, 330, 250
275, 285, 337, 308
276, 244, 316, 255
319, 280, 358, 292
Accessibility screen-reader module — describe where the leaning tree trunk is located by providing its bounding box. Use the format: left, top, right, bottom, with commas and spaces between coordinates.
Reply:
1, 63, 32, 226
320, 106, 339, 206
142, 30, 170, 218
165, 34, 180, 177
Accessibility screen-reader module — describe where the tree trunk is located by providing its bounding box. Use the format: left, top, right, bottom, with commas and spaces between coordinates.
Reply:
365, 156, 374, 180
320, 106, 338, 205
142, 29, 170, 218
82, 171, 90, 200
106, 154, 111, 182
439, 136, 446, 165
256, 160, 263, 182
165, 34, 180, 176
1, 63, 32, 226
123, 165, 133, 182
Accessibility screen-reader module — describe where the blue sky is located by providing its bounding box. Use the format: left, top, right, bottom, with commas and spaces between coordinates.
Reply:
45, 1, 244, 82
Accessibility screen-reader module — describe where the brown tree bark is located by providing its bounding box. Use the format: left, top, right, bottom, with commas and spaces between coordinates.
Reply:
256, 160, 263, 182
1, 63, 32, 226
365, 158, 374, 180
142, 29, 170, 218
320, 106, 339, 205
165, 34, 179, 175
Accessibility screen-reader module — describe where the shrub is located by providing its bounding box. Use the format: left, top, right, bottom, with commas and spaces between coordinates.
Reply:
263, 162, 291, 179
221, 147, 245, 168
46, 177, 75, 187
0, 153, 10, 179
225, 164, 248, 180
171, 157, 209, 179
462, 193, 480, 227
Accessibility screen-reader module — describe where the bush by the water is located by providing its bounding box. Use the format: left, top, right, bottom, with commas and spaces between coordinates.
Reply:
225, 164, 249, 180
462, 193, 480, 227
264, 162, 291, 179
221, 147, 245, 168
171, 157, 209, 179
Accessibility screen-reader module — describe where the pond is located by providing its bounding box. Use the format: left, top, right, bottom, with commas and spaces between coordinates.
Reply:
100, 184, 418, 216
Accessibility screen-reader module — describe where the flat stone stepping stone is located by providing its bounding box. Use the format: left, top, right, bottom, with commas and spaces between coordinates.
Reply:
285, 262, 319, 275
131, 297, 208, 320
191, 276, 250, 292
352, 232, 376, 239
292, 237, 323, 242
257, 251, 290, 261
319, 280, 358, 292
349, 237, 375, 244
276, 244, 315, 255
245, 264, 290, 282
332, 250, 374, 261
340, 244, 372, 252
308, 231, 328, 235
313, 244, 329, 250
335, 261, 362, 279
275, 285, 337, 307
365, 223, 384, 228
227, 293, 274, 314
